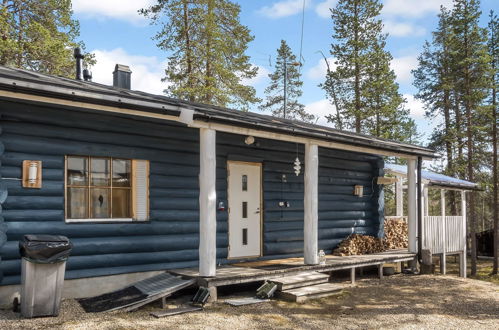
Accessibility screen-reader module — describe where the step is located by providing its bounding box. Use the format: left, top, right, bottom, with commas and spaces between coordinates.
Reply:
270, 272, 330, 291
275, 283, 344, 303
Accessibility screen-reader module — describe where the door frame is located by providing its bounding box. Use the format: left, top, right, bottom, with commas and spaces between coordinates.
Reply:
226, 160, 263, 259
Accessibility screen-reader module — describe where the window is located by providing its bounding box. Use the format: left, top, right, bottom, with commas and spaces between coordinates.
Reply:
65, 156, 149, 222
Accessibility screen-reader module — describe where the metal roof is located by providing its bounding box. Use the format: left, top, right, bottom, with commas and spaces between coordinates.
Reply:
385, 163, 479, 190
0, 65, 438, 158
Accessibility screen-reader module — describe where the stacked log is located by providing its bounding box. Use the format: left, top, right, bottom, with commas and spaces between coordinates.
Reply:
332, 218, 408, 256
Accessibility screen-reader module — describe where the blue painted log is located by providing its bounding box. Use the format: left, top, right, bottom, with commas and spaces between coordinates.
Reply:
2, 180, 63, 196
0, 103, 197, 141
1, 166, 63, 181
5, 221, 228, 239
1, 121, 201, 154
2, 133, 200, 165
3, 209, 63, 221
3, 196, 63, 210
1, 152, 64, 168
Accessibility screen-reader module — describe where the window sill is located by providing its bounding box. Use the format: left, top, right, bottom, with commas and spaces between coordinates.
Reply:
65, 218, 137, 223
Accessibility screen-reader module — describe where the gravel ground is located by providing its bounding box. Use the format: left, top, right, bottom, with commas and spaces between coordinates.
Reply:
1, 274, 498, 330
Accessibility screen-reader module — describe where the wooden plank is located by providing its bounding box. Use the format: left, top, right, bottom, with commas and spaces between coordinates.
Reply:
150, 305, 202, 318
271, 272, 329, 291
276, 283, 343, 303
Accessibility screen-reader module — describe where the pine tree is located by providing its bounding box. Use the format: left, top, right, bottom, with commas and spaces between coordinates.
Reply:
322, 0, 415, 141
0, 0, 93, 77
259, 40, 313, 122
452, 0, 492, 276
488, 10, 499, 274
413, 7, 460, 214
363, 42, 417, 142
141, 0, 259, 110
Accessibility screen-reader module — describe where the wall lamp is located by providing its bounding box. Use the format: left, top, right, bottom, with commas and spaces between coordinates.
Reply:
22, 160, 42, 188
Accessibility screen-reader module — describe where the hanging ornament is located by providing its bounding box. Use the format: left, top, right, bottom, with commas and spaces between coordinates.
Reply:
294, 157, 301, 176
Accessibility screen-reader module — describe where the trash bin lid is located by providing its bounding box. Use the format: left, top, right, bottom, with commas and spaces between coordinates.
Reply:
23, 235, 70, 243
19, 234, 72, 263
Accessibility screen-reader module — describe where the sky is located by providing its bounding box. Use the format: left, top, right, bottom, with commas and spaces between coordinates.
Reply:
72, 0, 498, 143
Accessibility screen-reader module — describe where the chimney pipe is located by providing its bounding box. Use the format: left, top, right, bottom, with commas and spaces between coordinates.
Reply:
113, 64, 132, 89
74, 48, 84, 80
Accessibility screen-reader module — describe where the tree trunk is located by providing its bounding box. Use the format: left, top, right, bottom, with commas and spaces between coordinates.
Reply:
492, 50, 498, 274
204, 0, 214, 103
463, 17, 477, 276
353, 1, 361, 133
183, 0, 193, 101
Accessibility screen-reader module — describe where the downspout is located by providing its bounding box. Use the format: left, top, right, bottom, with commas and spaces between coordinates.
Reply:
417, 156, 423, 263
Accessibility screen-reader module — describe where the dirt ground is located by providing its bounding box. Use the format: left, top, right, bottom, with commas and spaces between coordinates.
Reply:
1, 272, 498, 330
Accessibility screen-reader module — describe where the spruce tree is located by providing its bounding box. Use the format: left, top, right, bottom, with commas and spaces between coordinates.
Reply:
322, 0, 415, 141
141, 0, 259, 110
0, 0, 93, 77
259, 40, 313, 122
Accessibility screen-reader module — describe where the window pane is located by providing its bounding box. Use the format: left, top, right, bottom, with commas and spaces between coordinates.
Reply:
113, 159, 131, 187
112, 189, 131, 218
242, 201, 247, 218
91, 188, 110, 218
242, 228, 248, 246
67, 157, 88, 186
91, 158, 110, 186
67, 188, 88, 218
242, 175, 247, 191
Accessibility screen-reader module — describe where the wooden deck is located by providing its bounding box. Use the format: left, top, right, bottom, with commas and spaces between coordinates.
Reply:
170, 249, 415, 288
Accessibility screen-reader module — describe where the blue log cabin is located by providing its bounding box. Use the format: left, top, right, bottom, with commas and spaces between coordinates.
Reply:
0, 64, 438, 304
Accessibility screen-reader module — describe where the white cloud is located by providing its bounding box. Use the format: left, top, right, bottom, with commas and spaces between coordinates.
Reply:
306, 56, 337, 81
383, 20, 426, 37
72, 0, 153, 24
243, 65, 271, 87
305, 99, 336, 126
315, 0, 337, 18
91, 48, 168, 94
404, 94, 425, 118
391, 55, 418, 84
258, 0, 310, 19
383, 0, 453, 18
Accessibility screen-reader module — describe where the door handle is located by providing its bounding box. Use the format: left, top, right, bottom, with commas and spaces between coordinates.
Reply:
255, 208, 260, 214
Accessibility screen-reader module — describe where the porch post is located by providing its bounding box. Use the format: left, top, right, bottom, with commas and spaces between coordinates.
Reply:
460, 190, 467, 278
407, 159, 417, 254
423, 184, 429, 217
199, 128, 217, 277
395, 176, 403, 217
304, 143, 319, 265
440, 189, 446, 275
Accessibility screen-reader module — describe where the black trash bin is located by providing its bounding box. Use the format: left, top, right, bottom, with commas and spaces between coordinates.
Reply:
19, 235, 72, 318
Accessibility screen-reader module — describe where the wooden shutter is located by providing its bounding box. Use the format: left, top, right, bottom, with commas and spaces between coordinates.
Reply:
132, 159, 150, 221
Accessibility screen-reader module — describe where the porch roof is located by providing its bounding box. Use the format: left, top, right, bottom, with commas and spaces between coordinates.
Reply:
385, 163, 479, 191
0, 65, 438, 159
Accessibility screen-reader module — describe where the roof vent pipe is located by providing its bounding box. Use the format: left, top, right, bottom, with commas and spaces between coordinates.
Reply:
74, 48, 84, 80
83, 68, 92, 82
113, 64, 132, 89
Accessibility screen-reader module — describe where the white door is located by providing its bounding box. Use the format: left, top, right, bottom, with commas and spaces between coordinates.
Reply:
227, 161, 262, 258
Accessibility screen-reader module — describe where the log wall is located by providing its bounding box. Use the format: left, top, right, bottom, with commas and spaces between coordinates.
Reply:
0, 100, 383, 285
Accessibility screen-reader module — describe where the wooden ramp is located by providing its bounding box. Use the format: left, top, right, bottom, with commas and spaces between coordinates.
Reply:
79, 273, 196, 313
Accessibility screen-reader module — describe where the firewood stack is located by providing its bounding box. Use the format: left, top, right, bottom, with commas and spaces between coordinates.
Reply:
332, 218, 408, 256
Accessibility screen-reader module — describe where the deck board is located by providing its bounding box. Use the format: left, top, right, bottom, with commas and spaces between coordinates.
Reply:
170, 249, 415, 288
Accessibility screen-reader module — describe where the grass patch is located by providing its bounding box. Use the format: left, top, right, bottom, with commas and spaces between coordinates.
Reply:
444, 257, 499, 284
